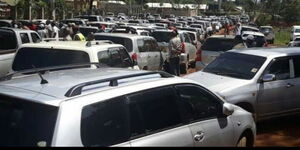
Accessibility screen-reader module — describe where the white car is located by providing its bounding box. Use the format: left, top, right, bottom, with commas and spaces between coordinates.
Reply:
0, 67, 256, 147
11, 41, 138, 72
290, 25, 300, 41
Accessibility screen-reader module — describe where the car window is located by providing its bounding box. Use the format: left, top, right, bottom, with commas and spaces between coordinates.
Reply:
137, 39, 147, 52
101, 47, 131, 68
175, 84, 223, 122
94, 36, 133, 52
0, 30, 17, 51
127, 86, 183, 136
31, 33, 41, 43
0, 95, 58, 146
265, 57, 291, 80
183, 33, 192, 43
293, 56, 300, 78
13, 48, 90, 71
20, 33, 30, 44
202, 38, 238, 51
148, 39, 160, 52
81, 96, 130, 147
152, 32, 174, 43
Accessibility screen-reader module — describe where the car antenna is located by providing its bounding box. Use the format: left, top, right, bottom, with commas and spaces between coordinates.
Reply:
32, 65, 49, 85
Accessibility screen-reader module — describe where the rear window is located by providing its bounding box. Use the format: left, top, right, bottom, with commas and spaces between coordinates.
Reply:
152, 32, 173, 43
0, 30, 17, 50
202, 38, 237, 51
13, 48, 90, 71
98, 47, 132, 68
95, 36, 133, 52
79, 28, 99, 37
0, 95, 58, 146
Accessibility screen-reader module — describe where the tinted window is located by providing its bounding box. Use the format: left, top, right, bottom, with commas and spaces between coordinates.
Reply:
13, 48, 90, 71
0, 30, 17, 50
152, 32, 174, 43
202, 38, 237, 51
95, 36, 133, 52
98, 47, 132, 68
0, 95, 58, 146
81, 96, 130, 147
204, 52, 267, 80
175, 85, 223, 121
138, 39, 160, 52
79, 28, 99, 37
266, 57, 291, 80
127, 87, 182, 135
31, 33, 41, 43
294, 56, 300, 78
20, 33, 30, 44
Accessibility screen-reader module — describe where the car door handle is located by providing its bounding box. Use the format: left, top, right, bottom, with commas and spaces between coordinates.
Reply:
194, 131, 205, 142
286, 83, 295, 88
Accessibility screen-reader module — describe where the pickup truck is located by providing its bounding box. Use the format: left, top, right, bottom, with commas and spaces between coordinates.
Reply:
0, 28, 41, 77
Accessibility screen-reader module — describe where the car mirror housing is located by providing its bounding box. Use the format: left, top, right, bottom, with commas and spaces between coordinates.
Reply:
262, 74, 276, 83
223, 103, 234, 116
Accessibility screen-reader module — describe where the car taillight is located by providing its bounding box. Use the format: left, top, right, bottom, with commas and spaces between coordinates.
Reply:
181, 42, 186, 53
131, 53, 138, 61
195, 49, 202, 62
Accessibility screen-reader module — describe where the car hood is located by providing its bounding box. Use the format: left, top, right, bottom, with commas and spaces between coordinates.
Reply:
185, 71, 249, 93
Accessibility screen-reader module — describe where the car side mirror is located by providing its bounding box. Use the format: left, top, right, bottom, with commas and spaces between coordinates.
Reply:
223, 103, 234, 116
262, 74, 276, 83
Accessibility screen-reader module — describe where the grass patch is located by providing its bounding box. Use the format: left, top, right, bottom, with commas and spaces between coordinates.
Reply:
274, 27, 290, 46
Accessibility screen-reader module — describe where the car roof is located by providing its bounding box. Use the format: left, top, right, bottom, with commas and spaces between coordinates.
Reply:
0, 27, 36, 32
208, 35, 236, 39
19, 41, 123, 51
0, 68, 194, 106
94, 32, 150, 38
229, 47, 300, 58
241, 25, 259, 30
260, 26, 273, 29
242, 31, 265, 37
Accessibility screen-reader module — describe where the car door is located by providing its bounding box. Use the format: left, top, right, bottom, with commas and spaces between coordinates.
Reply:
183, 33, 197, 62
128, 86, 194, 147
175, 84, 235, 147
257, 56, 294, 117
147, 38, 162, 70
288, 55, 300, 111
137, 39, 149, 70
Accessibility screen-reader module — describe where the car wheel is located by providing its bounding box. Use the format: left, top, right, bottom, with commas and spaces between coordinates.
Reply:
180, 63, 187, 74
237, 136, 247, 147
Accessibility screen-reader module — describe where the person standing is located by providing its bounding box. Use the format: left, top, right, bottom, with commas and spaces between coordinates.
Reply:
168, 29, 182, 76
52, 22, 60, 41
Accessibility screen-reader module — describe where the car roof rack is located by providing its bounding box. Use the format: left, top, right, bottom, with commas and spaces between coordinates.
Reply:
0, 63, 104, 82
65, 71, 174, 97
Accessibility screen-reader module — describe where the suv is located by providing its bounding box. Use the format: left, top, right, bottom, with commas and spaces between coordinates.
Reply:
12, 41, 138, 72
0, 28, 41, 77
94, 33, 163, 71
0, 67, 256, 147
186, 47, 300, 122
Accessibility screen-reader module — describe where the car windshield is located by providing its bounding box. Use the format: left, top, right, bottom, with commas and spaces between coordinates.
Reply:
94, 36, 133, 52
0, 95, 58, 146
12, 48, 90, 71
203, 52, 266, 80
295, 29, 300, 33
202, 38, 238, 51
152, 32, 173, 43
0, 30, 17, 50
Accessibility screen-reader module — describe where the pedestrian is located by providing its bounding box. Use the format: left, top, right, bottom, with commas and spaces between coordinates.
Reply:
73, 26, 86, 41
167, 28, 182, 76
51, 22, 60, 41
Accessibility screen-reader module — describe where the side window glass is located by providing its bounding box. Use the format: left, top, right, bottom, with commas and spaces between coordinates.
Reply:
81, 96, 130, 147
293, 56, 300, 78
137, 39, 147, 52
149, 39, 160, 52
175, 84, 223, 122
20, 33, 30, 44
127, 86, 182, 135
98, 51, 110, 65
266, 58, 291, 80
31, 33, 41, 43
109, 49, 123, 67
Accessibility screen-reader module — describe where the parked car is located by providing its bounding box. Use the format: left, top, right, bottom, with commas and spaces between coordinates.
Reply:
0, 20, 12, 27
75, 15, 103, 22
288, 36, 300, 47
87, 22, 117, 32
0, 67, 256, 147
186, 47, 300, 122
200, 35, 242, 66
151, 30, 197, 74
241, 31, 267, 47
78, 26, 100, 37
94, 33, 163, 71
61, 19, 87, 26
259, 26, 275, 44
11, 41, 138, 73
0, 27, 41, 77
290, 25, 300, 41
238, 26, 260, 36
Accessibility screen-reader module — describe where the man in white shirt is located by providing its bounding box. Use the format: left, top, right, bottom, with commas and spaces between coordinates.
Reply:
51, 22, 60, 41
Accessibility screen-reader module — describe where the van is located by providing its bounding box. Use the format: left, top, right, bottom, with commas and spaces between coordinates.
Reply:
290, 25, 300, 41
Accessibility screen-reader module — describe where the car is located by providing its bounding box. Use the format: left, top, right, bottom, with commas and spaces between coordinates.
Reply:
78, 26, 100, 37
0, 66, 256, 147
75, 15, 103, 22
200, 35, 242, 66
0, 27, 41, 77
259, 26, 275, 44
186, 47, 300, 122
238, 26, 260, 36
290, 25, 300, 41
0, 20, 12, 27
87, 22, 117, 32
94, 33, 163, 71
11, 41, 138, 73
151, 30, 197, 74
241, 31, 267, 47
288, 36, 300, 47
61, 19, 87, 26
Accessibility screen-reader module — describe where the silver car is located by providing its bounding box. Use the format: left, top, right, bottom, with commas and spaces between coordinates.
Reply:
0, 67, 255, 147
186, 48, 300, 122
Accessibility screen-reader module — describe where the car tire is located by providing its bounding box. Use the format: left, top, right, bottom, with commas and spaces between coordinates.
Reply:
237, 136, 248, 147
180, 63, 187, 74
236, 131, 254, 147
